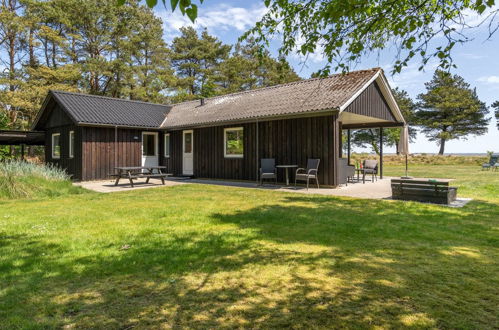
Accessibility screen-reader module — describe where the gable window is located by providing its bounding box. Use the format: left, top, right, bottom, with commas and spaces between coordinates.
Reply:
52, 133, 60, 159
224, 127, 244, 158
164, 133, 170, 158
69, 131, 75, 158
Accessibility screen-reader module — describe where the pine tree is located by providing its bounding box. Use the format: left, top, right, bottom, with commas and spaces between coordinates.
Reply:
416, 70, 489, 154
492, 101, 499, 130
170, 27, 231, 100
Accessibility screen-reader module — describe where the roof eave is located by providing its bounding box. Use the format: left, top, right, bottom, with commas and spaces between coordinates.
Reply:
162, 108, 340, 130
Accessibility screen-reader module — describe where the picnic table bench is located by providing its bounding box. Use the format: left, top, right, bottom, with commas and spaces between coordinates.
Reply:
112, 166, 171, 188
391, 178, 457, 205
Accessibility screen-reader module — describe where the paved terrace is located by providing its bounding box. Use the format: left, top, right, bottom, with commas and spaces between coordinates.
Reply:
75, 177, 393, 199
75, 177, 472, 207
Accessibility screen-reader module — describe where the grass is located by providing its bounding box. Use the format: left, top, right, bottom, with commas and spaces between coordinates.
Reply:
0, 165, 498, 328
0, 161, 84, 199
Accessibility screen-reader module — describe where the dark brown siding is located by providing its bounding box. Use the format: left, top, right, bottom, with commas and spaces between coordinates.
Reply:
345, 81, 396, 121
81, 127, 146, 181
45, 125, 82, 180
168, 114, 339, 186
43, 104, 81, 180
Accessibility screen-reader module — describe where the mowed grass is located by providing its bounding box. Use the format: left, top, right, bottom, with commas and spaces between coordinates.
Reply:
1, 165, 498, 328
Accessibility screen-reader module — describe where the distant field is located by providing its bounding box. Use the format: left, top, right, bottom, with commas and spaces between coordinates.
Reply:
351, 153, 488, 166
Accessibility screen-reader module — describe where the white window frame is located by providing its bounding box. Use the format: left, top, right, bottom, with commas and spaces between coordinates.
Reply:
69, 131, 74, 159
224, 127, 244, 158
164, 133, 170, 158
142, 131, 158, 157
51, 133, 61, 159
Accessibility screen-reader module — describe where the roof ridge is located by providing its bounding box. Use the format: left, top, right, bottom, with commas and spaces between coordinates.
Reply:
50, 90, 171, 108
169, 67, 382, 107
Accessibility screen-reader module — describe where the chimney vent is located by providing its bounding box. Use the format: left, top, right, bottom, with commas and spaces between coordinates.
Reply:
200, 98, 205, 106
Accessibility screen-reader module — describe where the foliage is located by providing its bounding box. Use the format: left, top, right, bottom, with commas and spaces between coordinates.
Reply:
415, 70, 489, 155
0, 160, 84, 199
120, 0, 203, 23
350, 87, 417, 154
0, 168, 498, 328
242, 0, 499, 75
492, 100, 499, 130
170, 27, 231, 100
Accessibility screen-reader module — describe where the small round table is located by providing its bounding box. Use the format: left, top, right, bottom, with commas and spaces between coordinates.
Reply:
276, 165, 298, 186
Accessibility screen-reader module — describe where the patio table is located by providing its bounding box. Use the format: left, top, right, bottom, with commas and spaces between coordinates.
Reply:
276, 165, 298, 186
113, 166, 170, 188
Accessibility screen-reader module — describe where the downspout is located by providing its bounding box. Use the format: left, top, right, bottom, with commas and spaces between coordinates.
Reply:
114, 125, 118, 169
255, 119, 259, 184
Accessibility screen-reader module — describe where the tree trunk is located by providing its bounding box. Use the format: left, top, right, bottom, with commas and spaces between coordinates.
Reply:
438, 138, 446, 155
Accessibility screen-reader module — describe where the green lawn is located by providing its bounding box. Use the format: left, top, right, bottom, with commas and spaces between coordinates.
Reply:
1, 165, 498, 328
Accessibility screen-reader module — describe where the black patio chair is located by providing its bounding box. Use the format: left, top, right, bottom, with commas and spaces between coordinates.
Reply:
260, 158, 277, 185
295, 159, 320, 190
361, 159, 378, 183
482, 153, 499, 170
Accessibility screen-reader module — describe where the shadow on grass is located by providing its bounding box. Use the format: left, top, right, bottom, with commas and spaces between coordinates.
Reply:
1, 195, 498, 328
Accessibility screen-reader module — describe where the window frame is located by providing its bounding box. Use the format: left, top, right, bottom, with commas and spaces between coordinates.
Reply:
141, 131, 158, 157
51, 133, 61, 159
223, 127, 244, 158
164, 133, 170, 158
69, 130, 75, 159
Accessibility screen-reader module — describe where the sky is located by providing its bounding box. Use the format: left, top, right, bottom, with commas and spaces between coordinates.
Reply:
154, 1, 499, 154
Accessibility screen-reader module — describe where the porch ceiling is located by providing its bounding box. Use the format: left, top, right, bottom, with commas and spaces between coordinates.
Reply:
339, 112, 403, 129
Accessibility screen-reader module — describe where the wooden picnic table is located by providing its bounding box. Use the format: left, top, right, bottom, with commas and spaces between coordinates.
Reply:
113, 166, 170, 188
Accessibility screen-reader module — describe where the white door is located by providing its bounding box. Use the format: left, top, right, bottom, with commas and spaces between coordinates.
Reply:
142, 132, 158, 168
183, 130, 193, 175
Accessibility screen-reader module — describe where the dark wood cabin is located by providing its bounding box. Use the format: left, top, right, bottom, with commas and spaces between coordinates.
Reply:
26, 67, 405, 185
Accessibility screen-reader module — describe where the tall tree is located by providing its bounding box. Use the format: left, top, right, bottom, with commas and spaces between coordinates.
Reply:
219, 38, 300, 94
416, 70, 489, 155
170, 27, 231, 100
492, 101, 499, 130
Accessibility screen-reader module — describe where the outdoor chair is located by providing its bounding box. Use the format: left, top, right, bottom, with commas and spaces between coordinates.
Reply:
260, 158, 277, 185
295, 159, 320, 190
361, 159, 378, 183
482, 154, 499, 170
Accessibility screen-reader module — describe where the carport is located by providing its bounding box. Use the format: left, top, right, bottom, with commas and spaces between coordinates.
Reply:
0, 130, 45, 159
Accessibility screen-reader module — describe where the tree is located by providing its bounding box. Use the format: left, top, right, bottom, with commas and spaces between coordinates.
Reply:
416, 70, 489, 155
170, 27, 231, 100
241, 1, 499, 75
350, 88, 417, 154
492, 101, 499, 130
218, 38, 300, 94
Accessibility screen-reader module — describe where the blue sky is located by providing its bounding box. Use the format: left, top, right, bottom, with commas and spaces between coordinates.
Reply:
154, 1, 499, 154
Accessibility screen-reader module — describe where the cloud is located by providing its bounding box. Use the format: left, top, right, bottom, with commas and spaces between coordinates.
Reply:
158, 4, 267, 40
477, 75, 499, 84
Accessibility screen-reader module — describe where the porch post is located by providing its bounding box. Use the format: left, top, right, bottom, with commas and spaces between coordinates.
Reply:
255, 120, 259, 184
347, 129, 351, 165
21, 144, 25, 161
379, 127, 383, 179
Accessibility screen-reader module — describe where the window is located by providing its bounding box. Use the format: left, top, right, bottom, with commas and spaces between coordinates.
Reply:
224, 127, 244, 158
52, 133, 60, 159
184, 131, 192, 153
164, 133, 170, 158
69, 131, 74, 158
142, 133, 157, 156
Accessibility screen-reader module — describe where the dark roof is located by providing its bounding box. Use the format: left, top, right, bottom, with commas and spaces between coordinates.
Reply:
34, 91, 171, 129
162, 68, 385, 128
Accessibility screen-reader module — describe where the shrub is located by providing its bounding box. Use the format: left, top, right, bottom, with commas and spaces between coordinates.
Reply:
0, 161, 84, 199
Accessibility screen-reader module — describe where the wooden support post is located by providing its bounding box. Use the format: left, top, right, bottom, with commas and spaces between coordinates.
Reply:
379, 127, 383, 179
21, 144, 25, 161
347, 129, 351, 165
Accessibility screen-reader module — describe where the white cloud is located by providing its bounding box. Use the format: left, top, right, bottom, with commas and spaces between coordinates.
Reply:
158, 4, 267, 40
477, 75, 499, 84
